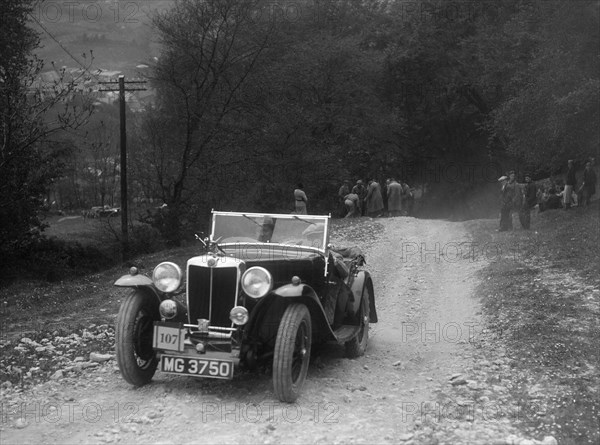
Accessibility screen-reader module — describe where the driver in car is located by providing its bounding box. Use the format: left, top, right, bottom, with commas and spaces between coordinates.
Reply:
258, 217, 276, 242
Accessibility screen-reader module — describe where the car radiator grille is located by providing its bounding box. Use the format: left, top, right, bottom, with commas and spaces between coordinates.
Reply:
187, 266, 238, 327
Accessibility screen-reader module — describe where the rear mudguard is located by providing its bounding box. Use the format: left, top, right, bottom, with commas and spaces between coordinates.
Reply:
348, 271, 378, 323
245, 284, 337, 344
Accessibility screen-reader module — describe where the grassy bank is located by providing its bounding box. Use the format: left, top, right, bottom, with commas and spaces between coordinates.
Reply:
465, 201, 600, 444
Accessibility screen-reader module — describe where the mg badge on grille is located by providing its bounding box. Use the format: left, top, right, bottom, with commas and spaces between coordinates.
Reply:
197, 319, 210, 333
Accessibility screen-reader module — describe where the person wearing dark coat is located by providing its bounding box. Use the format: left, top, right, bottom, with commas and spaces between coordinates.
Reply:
499, 171, 517, 231
351, 180, 367, 216
519, 174, 537, 229
580, 161, 597, 207
564, 160, 576, 209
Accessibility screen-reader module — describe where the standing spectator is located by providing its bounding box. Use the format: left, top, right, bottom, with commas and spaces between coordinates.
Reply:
405, 185, 415, 216
519, 173, 537, 229
386, 178, 403, 217
400, 180, 413, 216
343, 192, 360, 217
294, 183, 308, 214
499, 171, 517, 231
338, 181, 351, 217
580, 161, 597, 207
564, 160, 576, 209
382, 179, 391, 216
365, 179, 384, 217
351, 180, 367, 216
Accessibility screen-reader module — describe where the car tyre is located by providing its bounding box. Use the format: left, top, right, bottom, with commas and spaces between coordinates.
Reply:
345, 285, 370, 358
273, 304, 312, 403
116, 290, 159, 386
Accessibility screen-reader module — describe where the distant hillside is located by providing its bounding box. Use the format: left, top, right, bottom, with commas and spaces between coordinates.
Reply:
31, 1, 174, 75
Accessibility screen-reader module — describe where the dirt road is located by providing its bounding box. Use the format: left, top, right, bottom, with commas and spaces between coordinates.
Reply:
1, 218, 537, 444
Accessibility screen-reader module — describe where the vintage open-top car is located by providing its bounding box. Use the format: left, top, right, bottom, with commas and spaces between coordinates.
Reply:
114, 211, 377, 402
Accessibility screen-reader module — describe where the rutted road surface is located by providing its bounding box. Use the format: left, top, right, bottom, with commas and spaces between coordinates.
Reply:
1, 218, 533, 444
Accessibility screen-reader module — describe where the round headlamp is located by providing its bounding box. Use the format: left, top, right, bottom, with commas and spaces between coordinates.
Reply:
159, 299, 178, 319
229, 306, 249, 325
241, 267, 273, 299
152, 262, 182, 293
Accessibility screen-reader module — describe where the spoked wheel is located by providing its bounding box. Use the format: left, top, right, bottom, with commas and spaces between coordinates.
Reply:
273, 304, 312, 402
115, 291, 159, 386
345, 285, 370, 358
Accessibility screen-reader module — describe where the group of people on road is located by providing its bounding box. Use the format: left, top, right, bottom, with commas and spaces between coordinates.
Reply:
337, 178, 414, 218
498, 159, 597, 231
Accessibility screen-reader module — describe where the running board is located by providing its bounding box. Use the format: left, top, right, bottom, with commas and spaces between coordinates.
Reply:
334, 325, 358, 343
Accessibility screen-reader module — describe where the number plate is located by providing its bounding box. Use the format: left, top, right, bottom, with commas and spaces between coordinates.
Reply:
153, 322, 185, 352
160, 356, 234, 380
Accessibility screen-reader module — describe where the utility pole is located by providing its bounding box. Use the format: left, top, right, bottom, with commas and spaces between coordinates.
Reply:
99, 75, 147, 261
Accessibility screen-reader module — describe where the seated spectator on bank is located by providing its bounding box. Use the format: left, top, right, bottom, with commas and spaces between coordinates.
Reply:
558, 187, 578, 208
539, 187, 563, 212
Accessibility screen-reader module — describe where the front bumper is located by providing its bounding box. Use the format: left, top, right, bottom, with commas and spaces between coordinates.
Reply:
153, 321, 240, 379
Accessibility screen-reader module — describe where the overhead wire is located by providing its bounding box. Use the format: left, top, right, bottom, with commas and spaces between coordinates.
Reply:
27, 11, 102, 83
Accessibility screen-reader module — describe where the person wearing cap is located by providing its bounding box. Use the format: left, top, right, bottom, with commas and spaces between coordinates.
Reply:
519, 173, 537, 229
499, 171, 517, 231
564, 160, 576, 209
351, 180, 367, 216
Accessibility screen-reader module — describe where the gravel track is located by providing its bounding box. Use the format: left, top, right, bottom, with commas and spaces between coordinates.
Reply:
1, 217, 547, 444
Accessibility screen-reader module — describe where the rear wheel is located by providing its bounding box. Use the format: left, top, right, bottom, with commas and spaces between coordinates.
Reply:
345, 285, 370, 358
273, 304, 312, 402
115, 290, 159, 386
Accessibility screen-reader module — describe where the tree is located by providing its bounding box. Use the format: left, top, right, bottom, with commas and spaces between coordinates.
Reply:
0, 0, 92, 254
136, 0, 277, 244
485, 1, 599, 172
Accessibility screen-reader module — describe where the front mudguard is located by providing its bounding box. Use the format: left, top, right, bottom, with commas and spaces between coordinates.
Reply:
245, 283, 336, 345
114, 274, 164, 305
348, 271, 378, 323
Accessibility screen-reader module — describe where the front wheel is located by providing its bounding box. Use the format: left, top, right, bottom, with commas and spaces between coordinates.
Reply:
273, 304, 312, 402
345, 285, 370, 358
115, 290, 159, 386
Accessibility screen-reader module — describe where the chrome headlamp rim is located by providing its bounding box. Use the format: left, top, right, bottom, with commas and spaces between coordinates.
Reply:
229, 306, 249, 325
152, 262, 182, 293
241, 266, 273, 299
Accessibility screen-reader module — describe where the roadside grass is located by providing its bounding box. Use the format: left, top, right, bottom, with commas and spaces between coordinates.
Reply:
465, 201, 600, 445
